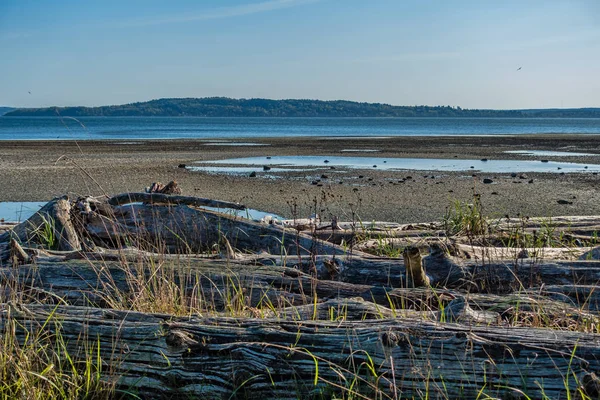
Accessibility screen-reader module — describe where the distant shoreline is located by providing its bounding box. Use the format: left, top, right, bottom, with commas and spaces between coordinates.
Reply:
5, 97, 600, 118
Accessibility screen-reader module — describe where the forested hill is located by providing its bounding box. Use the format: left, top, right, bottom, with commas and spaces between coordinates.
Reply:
4, 98, 600, 118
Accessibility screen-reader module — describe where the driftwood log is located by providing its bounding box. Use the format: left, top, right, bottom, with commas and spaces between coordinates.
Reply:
5, 257, 600, 317
3, 303, 600, 399
0, 195, 376, 264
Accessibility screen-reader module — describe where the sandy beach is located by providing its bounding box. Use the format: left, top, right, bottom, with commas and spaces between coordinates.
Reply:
1, 134, 600, 223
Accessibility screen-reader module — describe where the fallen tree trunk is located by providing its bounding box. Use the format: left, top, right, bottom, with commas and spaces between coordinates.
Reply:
84, 202, 363, 256
4, 241, 600, 298
3, 256, 599, 321
0, 195, 377, 263
3, 303, 600, 400
0, 258, 388, 310
107, 192, 246, 210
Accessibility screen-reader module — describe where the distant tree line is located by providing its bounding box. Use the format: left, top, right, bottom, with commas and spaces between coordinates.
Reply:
3, 98, 600, 118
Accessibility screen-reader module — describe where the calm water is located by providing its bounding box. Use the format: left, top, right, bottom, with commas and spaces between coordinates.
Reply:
0, 202, 46, 222
193, 155, 600, 174
1, 116, 600, 140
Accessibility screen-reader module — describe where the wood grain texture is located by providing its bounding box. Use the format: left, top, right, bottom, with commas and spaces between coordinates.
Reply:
3, 303, 599, 399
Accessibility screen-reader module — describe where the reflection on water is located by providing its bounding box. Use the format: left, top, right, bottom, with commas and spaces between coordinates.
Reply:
193, 155, 600, 174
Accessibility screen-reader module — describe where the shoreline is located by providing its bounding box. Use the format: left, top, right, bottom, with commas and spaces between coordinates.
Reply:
2, 134, 600, 223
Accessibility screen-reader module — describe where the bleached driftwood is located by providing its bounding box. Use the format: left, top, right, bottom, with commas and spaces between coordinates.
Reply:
3, 303, 600, 400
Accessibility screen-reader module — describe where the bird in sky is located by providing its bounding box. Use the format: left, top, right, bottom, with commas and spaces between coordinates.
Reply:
28, 91, 31, 94
516, 67, 522, 71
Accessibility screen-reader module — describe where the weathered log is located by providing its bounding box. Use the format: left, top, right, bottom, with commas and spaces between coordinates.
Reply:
1, 196, 376, 261
522, 284, 600, 313
356, 237, 596, 260
108, 192, 245, 210
388, 287, 600, 325
290, 221, 445, 246
0, 258, 367, 309
299, 215, 600, 246
5, 238, 600, 299
83, 203, 376, 259
497, 215, 600, 233
453, 242, 594, 261
3, 303, 600, 399
4, 256, 600, 325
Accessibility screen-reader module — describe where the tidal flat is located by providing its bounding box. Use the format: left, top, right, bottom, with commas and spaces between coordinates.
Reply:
1, 134, 600, 223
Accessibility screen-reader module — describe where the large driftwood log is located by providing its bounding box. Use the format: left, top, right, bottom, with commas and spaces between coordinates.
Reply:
0, 196, 376, 263
4, 242, 600, 298
497, 215, 600, 235
108, 192, 245, 210
84, 200, 376, 258
0, 257, 403, 311
3, 303, 600, 400
3, 257, 599, 321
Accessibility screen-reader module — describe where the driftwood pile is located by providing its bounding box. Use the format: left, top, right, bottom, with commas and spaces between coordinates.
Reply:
1, 186, 600, 399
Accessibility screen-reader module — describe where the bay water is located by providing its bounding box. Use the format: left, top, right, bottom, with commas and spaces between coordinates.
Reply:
1, 116, 599, 140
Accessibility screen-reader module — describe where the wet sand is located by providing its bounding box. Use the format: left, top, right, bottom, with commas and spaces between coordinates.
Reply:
1, 134, 600, 223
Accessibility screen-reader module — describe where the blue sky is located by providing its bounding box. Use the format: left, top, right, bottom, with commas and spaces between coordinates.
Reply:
1, 0, 599, 109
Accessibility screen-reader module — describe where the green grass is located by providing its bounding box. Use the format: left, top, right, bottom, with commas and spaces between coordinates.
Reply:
443, 196, 488, 237
0, 306, 114, 400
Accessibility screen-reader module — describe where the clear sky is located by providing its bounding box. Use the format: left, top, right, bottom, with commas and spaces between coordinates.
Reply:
1, 0, 599, 109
